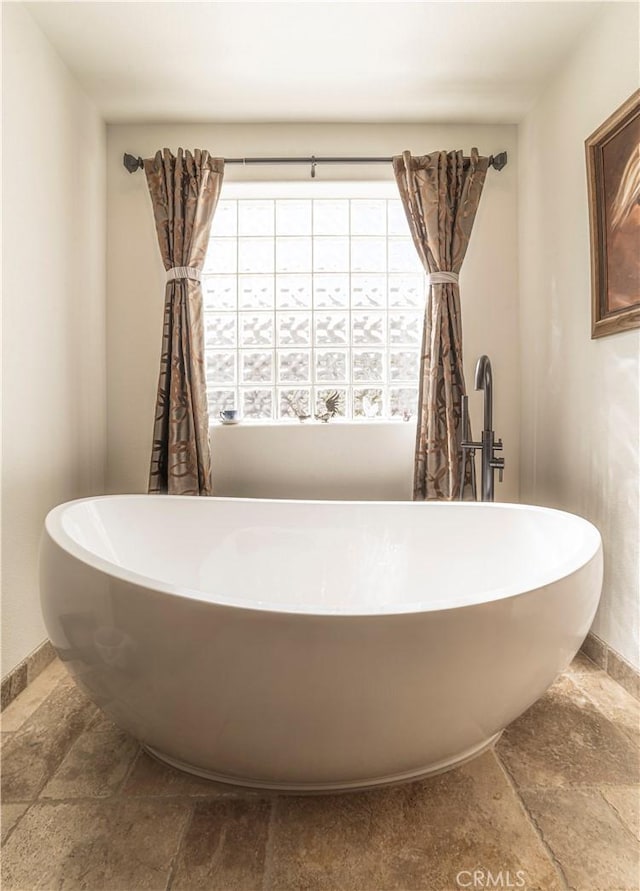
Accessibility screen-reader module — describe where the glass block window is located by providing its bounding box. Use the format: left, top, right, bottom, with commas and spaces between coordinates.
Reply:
204, 191, 425, 421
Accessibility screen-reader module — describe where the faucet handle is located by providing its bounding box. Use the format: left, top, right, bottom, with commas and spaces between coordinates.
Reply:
490, 455, 505, 483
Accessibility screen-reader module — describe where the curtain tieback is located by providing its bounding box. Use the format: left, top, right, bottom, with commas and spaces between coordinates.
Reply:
426, 271, 459, 286
166, 266, 202, 283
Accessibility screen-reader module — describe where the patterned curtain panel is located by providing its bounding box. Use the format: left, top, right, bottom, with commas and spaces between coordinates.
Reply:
143, 148, 224, 495
393, 149, 489, 501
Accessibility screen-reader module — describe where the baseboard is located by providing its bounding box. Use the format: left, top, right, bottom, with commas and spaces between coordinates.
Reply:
1, 639, 56, 711
581, 632, 640, 701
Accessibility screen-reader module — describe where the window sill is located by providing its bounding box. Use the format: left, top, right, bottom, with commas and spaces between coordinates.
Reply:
210, 418, 416, 429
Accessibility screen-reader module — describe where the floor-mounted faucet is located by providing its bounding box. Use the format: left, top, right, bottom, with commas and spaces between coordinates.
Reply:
460, 355, 505, 502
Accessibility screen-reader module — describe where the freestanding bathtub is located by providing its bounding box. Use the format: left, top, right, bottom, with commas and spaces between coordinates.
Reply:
40, 496, 602, 792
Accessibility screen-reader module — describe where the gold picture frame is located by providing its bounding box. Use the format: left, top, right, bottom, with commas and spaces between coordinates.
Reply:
586, 89, 640, 338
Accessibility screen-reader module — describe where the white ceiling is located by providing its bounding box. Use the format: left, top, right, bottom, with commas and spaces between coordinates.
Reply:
26, 1, 606, 124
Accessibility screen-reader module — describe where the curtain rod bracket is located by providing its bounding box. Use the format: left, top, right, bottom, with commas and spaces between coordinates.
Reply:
491, 151, 508, 172
123, 153, 143, 173
310, 156, 317, 179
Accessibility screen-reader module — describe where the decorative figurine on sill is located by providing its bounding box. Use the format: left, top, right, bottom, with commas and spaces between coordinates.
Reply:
315, 391, 344, 422
219, 409, 241, 425
284, 393, 311, 422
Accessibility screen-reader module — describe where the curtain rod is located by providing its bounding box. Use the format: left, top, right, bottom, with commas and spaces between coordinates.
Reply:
123, 151, 508, 176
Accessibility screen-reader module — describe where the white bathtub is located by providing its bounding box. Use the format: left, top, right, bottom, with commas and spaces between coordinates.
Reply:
40, 496, 602, 792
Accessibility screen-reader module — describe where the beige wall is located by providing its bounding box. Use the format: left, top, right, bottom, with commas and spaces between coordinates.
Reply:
106, 122, 520, 501
1, 5, 107, 676
518, 4, 640, 668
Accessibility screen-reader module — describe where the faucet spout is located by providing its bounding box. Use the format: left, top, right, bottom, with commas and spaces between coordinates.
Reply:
470, 354, 504, 502
474, 354, 493, 433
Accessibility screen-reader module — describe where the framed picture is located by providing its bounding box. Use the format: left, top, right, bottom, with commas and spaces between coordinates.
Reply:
586, 90, 640, 338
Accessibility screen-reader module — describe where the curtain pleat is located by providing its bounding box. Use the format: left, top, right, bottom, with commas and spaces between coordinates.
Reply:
143, 148, 224, 495
393, 148, 489, 501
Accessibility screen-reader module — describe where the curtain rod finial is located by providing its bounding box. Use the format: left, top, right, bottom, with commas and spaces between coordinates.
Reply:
492, 151, 508, 171
123, 153, 143, 173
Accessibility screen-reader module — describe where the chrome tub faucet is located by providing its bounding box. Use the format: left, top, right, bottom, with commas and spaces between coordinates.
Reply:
460, 355, 505, 502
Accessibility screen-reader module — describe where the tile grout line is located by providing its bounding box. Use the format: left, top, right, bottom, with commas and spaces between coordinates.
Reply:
1, 803, 32, 848
1, 672, 70, 735
38, 737, 140, 804
164, 801, 196, 891
566, 669, 638, 707
9, 778, 639, 810
561, 672, 640, 751
10, 792, 275, 806
3, 694, 99, 808
595, 787, 640, 846
114, 745, 145, 797
492, 781, 639, 794
2, 674, 76, 736
491, 749, 572, 891
260, 797, 278, 891
566, 675, 640, 753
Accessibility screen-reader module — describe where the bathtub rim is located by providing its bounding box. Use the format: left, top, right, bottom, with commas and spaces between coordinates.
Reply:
42, 495, 603, 618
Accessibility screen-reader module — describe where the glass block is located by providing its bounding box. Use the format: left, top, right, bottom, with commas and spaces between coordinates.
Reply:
313, 237, 349, 272
238, 200, 274, 236
352, 349, 384, 382
313, 199, 349, 235
205, 313, 237, 348
388, 237, 421, 273
389, 312, 423, 346
210, 200, 237, 237
277, 312, 311, 346
388, 273, 425, 308
239, 312, 274, 347
354, 388, 384, 418
206, 350, 236, 386
313, 274, 349, 309
202, 275, 237, 311
350, 199, 386, 235
276, 200, 312, 236
351, 274, 386, 308
238, 237, 274, 274
388, 200, 410, 236
204, 238, 236, 274
276, 275, 312, 309
238, 275, 275, 310
390, 387, 418, 419
314, 388, 347, 417
208, 390, 236, 415
278, 350, 311, 383
241, 350, 274, 384
351, 237, 386, 273
279, 388, 311, 419
276, 237, 312, 273
390, 350, 420, 382
315, 349, 347, 383
314, 312, 349, 346
241, 388, 273, 419
352, 311, 385, 346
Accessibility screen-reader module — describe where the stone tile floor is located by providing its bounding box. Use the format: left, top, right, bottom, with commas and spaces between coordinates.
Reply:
1, 652, 638, 890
